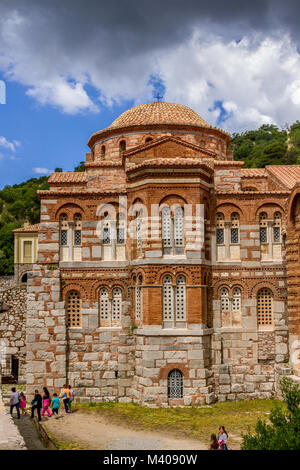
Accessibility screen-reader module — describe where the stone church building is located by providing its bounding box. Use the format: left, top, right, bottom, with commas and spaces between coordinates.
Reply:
23, 101, 300, 405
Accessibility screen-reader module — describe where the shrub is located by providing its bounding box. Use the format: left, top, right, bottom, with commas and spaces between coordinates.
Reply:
241, 377, 300, 450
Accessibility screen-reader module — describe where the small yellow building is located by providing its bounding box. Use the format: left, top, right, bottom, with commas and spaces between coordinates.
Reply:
13, 221, 39, 284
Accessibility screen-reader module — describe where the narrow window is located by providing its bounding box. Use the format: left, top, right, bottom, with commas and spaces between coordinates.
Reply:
273, 212, 281, 243
145, 137, 153, 143
175, 275, 186, 321
136, 214, 142, 253
162, 207, 172, 248
135, 275, 142, 321
102, 212, 110, 245
117, 213, 125, 244
163, 275, 173, 322
112, 288, 122, 325
66, 290, 81, 328
221, 288, 230, 312
230, 212, 239, 244
168, 369, 183, 399
101, 145, 106, 159
60, 214, 68, 246
259, 212, 268, 243
174, 207, 184, 247
257, 288, 273, 327
232, 287, 241, 312
74, 213, 82, 246
100, 288, 110, 323
216, 213, 225, 245
119, 140, 126, 152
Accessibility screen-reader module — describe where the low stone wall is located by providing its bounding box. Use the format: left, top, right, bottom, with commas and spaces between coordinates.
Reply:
0, 287, 27, 382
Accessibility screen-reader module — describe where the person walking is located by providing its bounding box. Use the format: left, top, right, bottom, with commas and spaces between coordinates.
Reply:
31, 389, 42, 421
10, 387, 20, 419
19, 392, 27, 416
68, 385, 74, 413
51, 393, 60, 417
41, 387, 52, 418
207, 433, 220, 450
218, 426, 228, 450
60, 384, 70, 414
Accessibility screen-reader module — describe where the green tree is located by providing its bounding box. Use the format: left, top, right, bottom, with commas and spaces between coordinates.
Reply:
74, 161, 85, 172
241, 377, 300, 450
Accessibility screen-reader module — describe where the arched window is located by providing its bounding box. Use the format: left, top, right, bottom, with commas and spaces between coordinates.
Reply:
101, 145, 106, 159
60, 213, 68, 246
220, 288, 230, 312
112, 288, 122, 325
135, 275, 142, 321
117, 212, 125, 245
230, 212, 240, 244
162, 207, 172, 249
119, 140, 126, 152
216, 213, 225, 245
273, 212, 281, 243
100, 288, 110, 324
259, 212, 268, 243
175, 275, 186, 321
174, 207, 184, 247
168, 369, 183, 399
163, 275, 173, 322
66, 290, 81, 328
74, 213, 82, 246
102, 212, 111, 245
232, 287, 241, 312
257, 288, 273, 327
145, 137, 153, 143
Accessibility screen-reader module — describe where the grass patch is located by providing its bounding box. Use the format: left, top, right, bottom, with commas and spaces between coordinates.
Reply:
1, 384, 26, 394
73, 399, 281, 447
43, 423, 86, 450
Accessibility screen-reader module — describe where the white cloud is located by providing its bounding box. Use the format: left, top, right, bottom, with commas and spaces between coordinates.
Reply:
0, 136, 19, 152
1, 7, 300, 130
33, 167, 52, 175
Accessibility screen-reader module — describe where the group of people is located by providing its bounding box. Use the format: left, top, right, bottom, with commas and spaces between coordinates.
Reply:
208, 426, 228, 450
10, 384, 74, 422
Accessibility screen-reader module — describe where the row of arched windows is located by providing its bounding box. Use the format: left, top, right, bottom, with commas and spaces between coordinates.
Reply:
220, 287, 273, 327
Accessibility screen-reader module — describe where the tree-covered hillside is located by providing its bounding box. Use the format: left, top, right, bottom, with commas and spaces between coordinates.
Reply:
230, 121, 300, 168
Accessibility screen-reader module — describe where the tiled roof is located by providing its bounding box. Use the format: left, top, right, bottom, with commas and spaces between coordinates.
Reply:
13, 223, 40, 233
108, 102, 210, 129
241, 168, 267, 177
266, 165, 300, 189
48, 172, 87, 183
126, 157, 214, 172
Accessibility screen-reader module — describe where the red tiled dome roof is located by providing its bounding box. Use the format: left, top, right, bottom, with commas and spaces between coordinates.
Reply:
108, 102, 210, 129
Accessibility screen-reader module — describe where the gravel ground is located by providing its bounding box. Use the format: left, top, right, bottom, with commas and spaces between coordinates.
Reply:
45, 412, 207, 450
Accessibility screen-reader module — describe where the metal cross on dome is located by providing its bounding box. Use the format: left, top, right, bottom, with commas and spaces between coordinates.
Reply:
154, 91, 163, 102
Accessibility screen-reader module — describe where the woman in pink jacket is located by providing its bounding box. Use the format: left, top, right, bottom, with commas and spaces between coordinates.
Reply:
41, 387, 52, 417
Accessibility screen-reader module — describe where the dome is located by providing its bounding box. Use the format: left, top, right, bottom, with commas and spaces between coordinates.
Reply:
107, 102, 210, 129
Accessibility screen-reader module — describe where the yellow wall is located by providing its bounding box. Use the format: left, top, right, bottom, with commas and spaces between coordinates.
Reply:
14, 233, 38, 264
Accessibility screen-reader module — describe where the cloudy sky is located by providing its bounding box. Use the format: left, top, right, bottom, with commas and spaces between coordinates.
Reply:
1, 0, 300, 186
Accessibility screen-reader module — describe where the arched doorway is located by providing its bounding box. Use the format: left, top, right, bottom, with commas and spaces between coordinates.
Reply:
21, 273, 28, 283
168, 369, 183, 398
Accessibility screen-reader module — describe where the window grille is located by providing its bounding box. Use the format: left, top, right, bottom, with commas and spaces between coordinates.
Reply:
163, 275, 173, 321
168, 369, 183, 399
174, 207, 184, 247
232, 287, 241, 311
221, 288, 230, 311
273, 227, 280, 243
102, 227, 110, 244
260, 227, 267, 243
74, 230, 81, 246
257, 288, 273, 326
66, 290, 81, 327
60, 230, 68, 246
231, 228, 239, 244
136, 218, 142, 250
175, 275, 186, 321
117, 227, 125, 244
273, 212, 281, 243
112, 288, 122, 323
216, 228, 224, 245
162, 207, 172, 247
135, 285, 142, 320
100, 288, 110, 321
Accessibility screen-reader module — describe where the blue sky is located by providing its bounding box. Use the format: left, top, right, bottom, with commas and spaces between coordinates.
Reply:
1, 1, 300, 188
0, 76, 136, 188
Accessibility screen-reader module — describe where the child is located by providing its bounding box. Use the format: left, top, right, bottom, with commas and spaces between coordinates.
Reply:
41, 387, 52, 418
31, 390, 42, 422
208, 434, 220, 450
51, 393, 60, 416
218, 426, 228, 450
68, 385, 75, 413
19, 392, 26, 416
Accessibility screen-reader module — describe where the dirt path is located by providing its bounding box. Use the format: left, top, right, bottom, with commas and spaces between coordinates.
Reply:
45, 412, 207, 450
